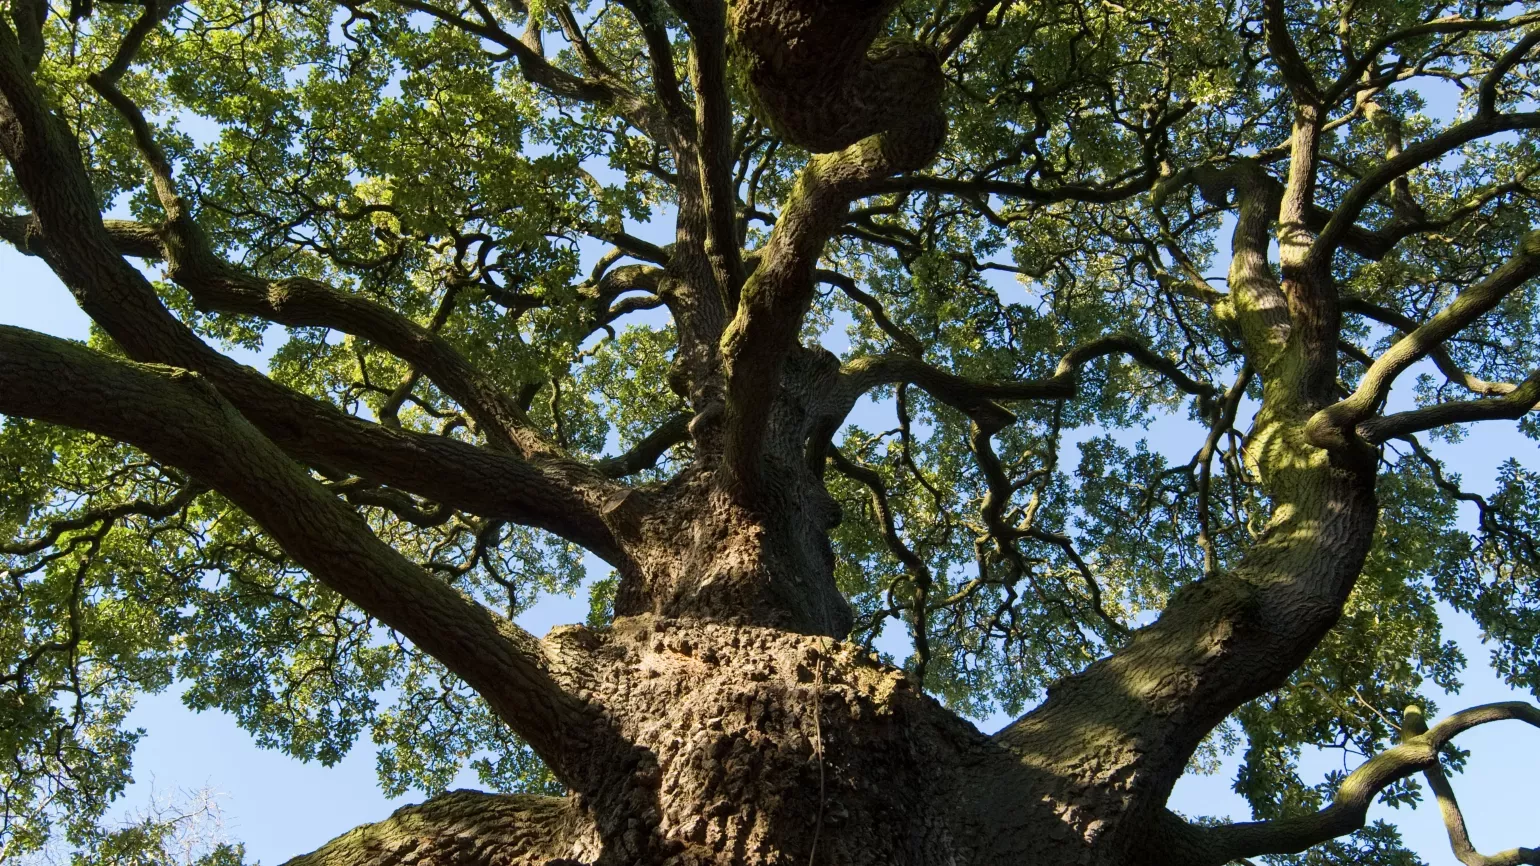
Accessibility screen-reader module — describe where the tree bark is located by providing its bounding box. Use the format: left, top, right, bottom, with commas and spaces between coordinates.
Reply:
292, 617, 1048, 866
280, 792, 600, 866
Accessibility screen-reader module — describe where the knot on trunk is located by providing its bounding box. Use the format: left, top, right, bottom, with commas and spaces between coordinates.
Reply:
729, 0, 945, 172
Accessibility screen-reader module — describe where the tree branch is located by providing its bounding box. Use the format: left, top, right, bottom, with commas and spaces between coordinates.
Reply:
280, 790, 597, 866
81, 24, 556, 459
1177, 161, 1294, 366
594, 412, 690, 478
1155, 159, 1524, 264
1322, 12, 1540, 105
23, 211, 552, 455
873, 168, 1160, 206
1311, 112, 1540, 265
1343, 297, 1521, 397
0, 325, 593, 763
391, 0, 666, 137
828, 447, 935, 680
1172, 702, 1540, 865
1263, 0, 1322, 106
1309, 231, 1540, 447
1356, 370, 1540, 444
718, 0, 946, 495
1402, 706, 1540, 866
1478, 27, 1540, 118
0, 23, 624, 559
1, 480, 206, 556
677, 0, 744, 304
833, 335, 1215, 435
934, 0, 1008, 62
0, 212, 164, 258
816, 269, 925, 357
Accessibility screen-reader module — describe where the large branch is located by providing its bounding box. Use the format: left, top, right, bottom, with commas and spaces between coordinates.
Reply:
1343, 297, 1522, 397
832, 335, 1215, 435
1263, 0, 1322, 106
4, 212, 552, 457
990, 364, 1381, 854
79, 29, 558, 460
0, 213, 161, 257
1161, 161, 1295, 367
1309, 232, 1540, 448
674, 0, 744, 304
1311, 111, 1540, 265
1166, 702, 1540, 866
594, 412, 690, 478
0, 21, 623, 560
281, 790, 597, 866
717, 0, 946, 494
1357, 370, 1540, 443
1404, 707, 1540, 866
0, 325, 591, 762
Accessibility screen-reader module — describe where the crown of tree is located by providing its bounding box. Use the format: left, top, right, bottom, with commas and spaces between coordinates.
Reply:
2, 0, 1539, 863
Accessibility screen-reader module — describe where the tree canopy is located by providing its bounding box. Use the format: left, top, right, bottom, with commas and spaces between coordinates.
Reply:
2, 0, 1540, 863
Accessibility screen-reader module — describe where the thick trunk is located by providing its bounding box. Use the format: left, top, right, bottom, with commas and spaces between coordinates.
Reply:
298, 617, 1044, 866
285, 400, 1380, 866
544, 617, 1024, 864
612, 347, 855, 638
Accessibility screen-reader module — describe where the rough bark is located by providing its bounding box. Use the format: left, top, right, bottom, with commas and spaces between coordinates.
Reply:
280, 792, 601, 866
289, 616, 1044, 866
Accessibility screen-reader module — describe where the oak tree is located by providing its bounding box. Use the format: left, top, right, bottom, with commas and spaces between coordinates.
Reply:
2, 0, 1540, 863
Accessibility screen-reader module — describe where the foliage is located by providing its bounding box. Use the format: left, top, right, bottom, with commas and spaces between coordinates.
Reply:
4, 0, 1540, 861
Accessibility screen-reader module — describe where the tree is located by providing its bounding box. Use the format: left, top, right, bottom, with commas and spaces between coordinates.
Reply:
2, 0, 1540, 861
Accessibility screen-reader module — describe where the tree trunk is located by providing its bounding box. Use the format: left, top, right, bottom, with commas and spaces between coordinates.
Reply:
291, 616, 1042, 866
280, 390, 1379, 866
610, 345, 856, 639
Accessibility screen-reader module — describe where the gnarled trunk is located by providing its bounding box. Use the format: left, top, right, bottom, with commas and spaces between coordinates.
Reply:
612, 345, 855, 639
285, 410, 1378, 866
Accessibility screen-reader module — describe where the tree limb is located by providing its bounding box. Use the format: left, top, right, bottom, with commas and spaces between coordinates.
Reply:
594, 413, 690, 478
391, 0, 667, 138
1309, 231, 1540, 447
1403, 706, 1540, 866
0, 212, 161, 259
279, 790, 598, 866
1357, 370, 1540, 443
0, 23, 624, 559
1323, 12, 1540, 105
816, 269, 925, 356
80, 27, 556, 459
1171, 702, 1540, 865
1154, 160, 1520, 264
16, 211, 553, 456
828, 447, 935, 680
1, 480, 206, 556
1311, 112, 1540, 265
718, 0, 946, 495
1263, 0, 1322, 106
0, 324, 592, 763
833, 335, 1215, 435
1342, 297, 1520, 397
